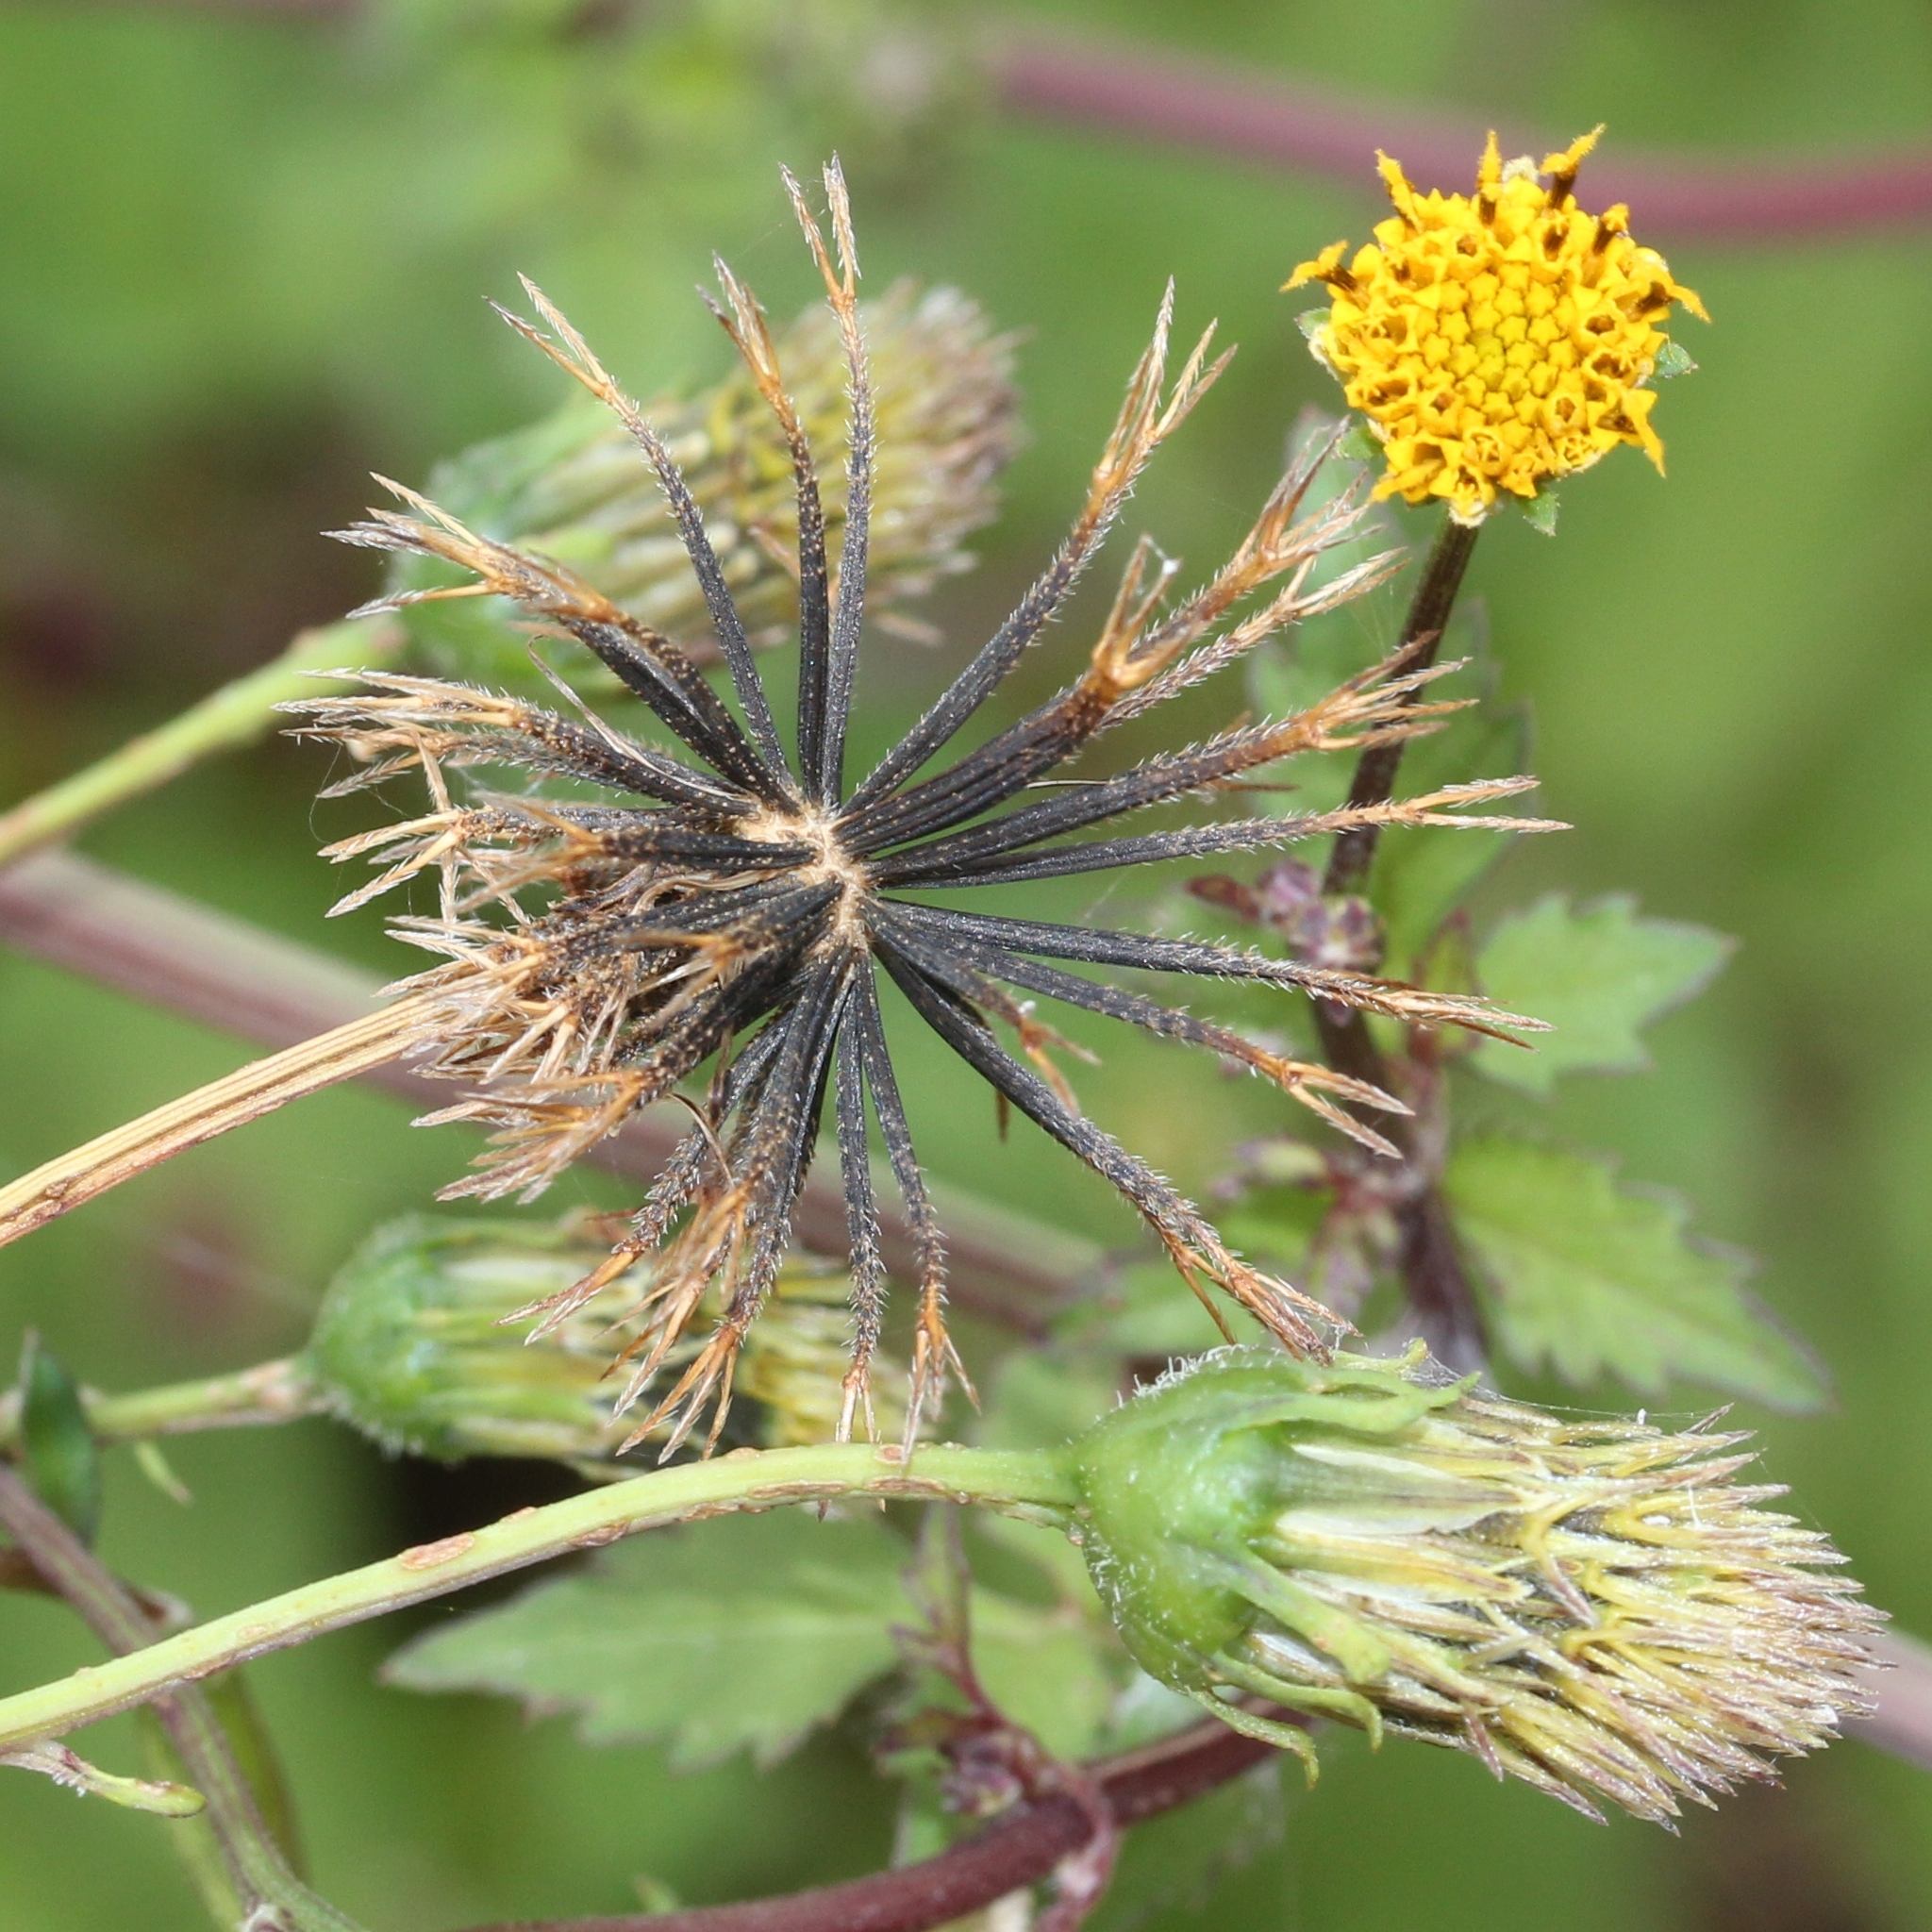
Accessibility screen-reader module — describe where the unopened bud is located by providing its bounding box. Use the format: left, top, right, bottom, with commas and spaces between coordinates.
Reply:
302, 1216, 911, 1461
303, 1215, 626, 1462
395, 282, 1018, 691
1070, 1346, 1879, 1823
731, 1265, 919, 1449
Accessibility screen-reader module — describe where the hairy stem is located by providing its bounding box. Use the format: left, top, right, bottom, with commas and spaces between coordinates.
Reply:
0, 1358, 325, 1456
0, 1462, 367, 1931
0, 1443, 1076, 1753
0, 617, 400, 871
1322, 518, 1479, 901
1313, 517, 1488, 1369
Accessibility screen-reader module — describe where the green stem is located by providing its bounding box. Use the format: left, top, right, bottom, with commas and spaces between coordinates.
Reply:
0, 1358, 325, 1455
1314, 512, 1488, 1372
0, 1442, 1075, 1754
1320, 515, 1481, 901
0, 616, 401, 871
0, 1463, 366, 1932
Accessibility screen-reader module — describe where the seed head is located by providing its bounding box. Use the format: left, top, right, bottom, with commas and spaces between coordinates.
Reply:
1071, 1347, 1880, 1824
1287, 130, 1707, 524
287, 161, 1558, 1457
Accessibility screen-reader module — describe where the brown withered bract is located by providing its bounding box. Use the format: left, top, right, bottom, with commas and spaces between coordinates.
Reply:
286, 162, 1559, 1457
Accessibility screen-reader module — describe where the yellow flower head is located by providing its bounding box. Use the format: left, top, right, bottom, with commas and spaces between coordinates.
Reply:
1287, 129, 1707, 525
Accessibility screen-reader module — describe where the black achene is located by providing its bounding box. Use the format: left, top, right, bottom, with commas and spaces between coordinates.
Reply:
290, 162, 1552, 1454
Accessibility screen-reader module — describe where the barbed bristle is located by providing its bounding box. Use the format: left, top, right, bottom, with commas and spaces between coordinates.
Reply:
278, 172, 1564, 1447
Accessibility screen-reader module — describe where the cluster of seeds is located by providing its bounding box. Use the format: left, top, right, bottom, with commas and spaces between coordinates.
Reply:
284, 166, 1555, 1454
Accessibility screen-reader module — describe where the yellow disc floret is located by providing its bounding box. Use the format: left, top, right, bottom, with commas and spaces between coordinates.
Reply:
1287, 129, 1707, 525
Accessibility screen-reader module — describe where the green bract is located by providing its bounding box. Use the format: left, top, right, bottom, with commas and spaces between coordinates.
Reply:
1069, 1346, 1878, 1822
303, 1216, 627, 1463
303, 1215, 915, 1462
1071, 1348, 1460, 1757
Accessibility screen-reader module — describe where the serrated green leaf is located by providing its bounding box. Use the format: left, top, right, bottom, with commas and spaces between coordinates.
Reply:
385, 1503, 1122, 1769
384, 1509, 912, 1770
1444, 1137, 1826, 1409
17, 1334, 101, 1544
1472, 893, 1732, 1095
1293, 306, 1331, 342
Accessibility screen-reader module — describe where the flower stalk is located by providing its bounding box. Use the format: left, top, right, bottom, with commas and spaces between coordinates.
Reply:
0, 617, 401, 873
0, 1441, 1078, 1755
1320, 517, 1481, 902
0, 1357, 324, 1457
1308, 516, 1490, 1366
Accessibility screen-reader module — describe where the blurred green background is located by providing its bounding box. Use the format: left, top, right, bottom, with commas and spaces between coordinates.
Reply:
3, 0, 1931, 1925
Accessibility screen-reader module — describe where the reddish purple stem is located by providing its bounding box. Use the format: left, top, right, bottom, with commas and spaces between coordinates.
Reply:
459, 1720, 1276, 1932
995, 30, 1932, 240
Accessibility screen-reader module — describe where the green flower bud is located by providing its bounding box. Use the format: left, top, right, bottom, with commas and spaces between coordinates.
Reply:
302, 1215, 916, 1461
303, 1215, 629, 1462
394, 281, 1018, 692
728, 1268, 917, 1449
1070, 1346, 1879, 1823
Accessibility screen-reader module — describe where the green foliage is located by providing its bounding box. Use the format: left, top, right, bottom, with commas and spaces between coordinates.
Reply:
385, 1505, 1124, 1769
1472, 893, 1733, 1095
386, 1509, 912, 1771
1444, 1137, 1825, 1408
1651, 339, 1698, 378
1050, 1263, 1239, 1368
15, 1333, 101, 1544
1209, 1146, 1331, 1282
1247, 632, 1363, 817
2, 1, 1922, 1922
974, 1347, 1121, 1454
1520, 489, 1560, 537
1245, 593, 1534, 979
